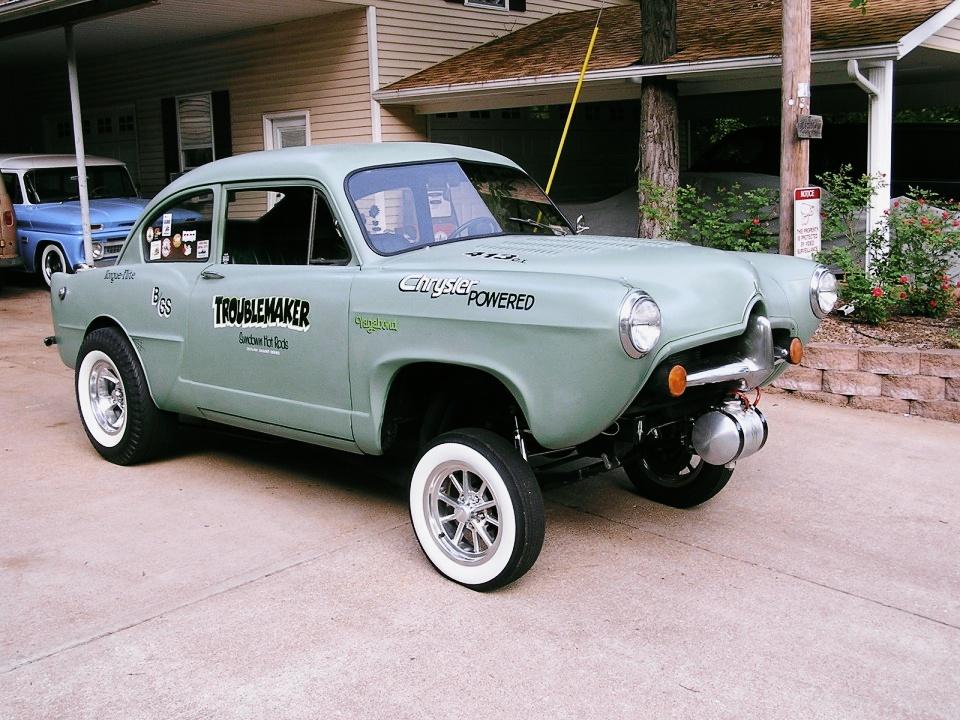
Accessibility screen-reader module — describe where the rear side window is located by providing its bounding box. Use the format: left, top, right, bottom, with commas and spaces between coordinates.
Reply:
142, 190, 214, 262
1, 173, 22, 204
222, 186, 350, 266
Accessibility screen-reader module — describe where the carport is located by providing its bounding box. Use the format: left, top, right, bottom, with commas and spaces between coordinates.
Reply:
0, 0, 370, 266
375, 0, 960, 239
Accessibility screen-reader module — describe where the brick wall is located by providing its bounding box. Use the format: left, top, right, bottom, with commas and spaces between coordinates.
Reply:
773, 343, 960, 423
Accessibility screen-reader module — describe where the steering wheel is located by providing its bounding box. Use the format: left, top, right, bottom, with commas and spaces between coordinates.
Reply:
449, 216, 499, 239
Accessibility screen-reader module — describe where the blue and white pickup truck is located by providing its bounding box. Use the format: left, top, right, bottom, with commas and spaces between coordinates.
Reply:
0, 154, 150, 287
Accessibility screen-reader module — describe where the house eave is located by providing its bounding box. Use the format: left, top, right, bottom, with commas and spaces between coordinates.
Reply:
374, 44, 901, 107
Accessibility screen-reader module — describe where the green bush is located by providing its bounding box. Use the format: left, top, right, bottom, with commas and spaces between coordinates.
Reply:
815, 167, 960, 324
638, 179, 778, 253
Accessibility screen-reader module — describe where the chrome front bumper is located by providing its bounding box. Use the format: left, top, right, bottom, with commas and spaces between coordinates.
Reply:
685, 314, 783, 391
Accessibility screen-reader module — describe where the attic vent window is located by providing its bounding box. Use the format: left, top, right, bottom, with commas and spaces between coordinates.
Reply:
462, 0, 525, 11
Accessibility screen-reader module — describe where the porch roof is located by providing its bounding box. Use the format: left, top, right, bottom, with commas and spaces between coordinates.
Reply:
376, 0, 960, 109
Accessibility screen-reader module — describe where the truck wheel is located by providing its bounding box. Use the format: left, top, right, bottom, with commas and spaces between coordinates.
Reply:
624, 433, 732, 509
39, 243, 68, 289
409, 428, 544, 591
75, 328, 173, 465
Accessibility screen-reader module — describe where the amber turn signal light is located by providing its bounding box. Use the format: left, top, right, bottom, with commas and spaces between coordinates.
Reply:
788, 338, 804, 365
667, 364, 687, 397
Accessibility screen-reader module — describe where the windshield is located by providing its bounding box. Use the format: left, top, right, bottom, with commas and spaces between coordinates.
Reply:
347, 160, 571, 255
24, 165, 137, 203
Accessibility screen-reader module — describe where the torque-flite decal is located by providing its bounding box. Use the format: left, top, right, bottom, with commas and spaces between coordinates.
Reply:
355, 314, 399, 334
398, 274, 535, 311
213, 295, 311, 332
104, 269, 136, 283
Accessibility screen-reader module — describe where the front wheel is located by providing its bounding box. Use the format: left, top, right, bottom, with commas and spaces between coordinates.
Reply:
39, 243, 68, 289
409, 429, 545, 591
76, 328, 174, 465
623, 425, 732, 508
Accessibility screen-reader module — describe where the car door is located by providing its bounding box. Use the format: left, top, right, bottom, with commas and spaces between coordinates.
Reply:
181, 182, 356, 443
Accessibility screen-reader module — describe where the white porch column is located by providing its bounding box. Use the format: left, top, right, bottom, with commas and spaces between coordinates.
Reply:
65, 24, 94, 268
865, 60, 894, 270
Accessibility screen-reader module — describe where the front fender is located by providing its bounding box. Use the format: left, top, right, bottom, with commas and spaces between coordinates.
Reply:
349, 271, 648, 453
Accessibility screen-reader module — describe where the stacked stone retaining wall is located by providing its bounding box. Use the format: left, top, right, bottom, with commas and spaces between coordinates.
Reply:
772, 343, 960, 423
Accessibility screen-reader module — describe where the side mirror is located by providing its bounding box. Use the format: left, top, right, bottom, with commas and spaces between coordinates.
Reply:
575, 214, 589, 235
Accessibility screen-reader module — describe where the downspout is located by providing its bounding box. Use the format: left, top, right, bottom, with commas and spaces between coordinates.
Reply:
846, 58, 893, 271
65, 23, 94, 269
366, 5, 383, 143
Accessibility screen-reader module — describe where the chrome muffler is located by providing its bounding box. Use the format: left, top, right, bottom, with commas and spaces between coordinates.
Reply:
691, 399, 768, 466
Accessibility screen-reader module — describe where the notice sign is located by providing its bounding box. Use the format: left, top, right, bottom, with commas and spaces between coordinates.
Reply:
794, 187, 822, 259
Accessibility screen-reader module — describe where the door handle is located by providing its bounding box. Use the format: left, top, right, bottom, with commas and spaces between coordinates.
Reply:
201, 269, 224, 280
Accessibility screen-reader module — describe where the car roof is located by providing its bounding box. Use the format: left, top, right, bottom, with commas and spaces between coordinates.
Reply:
0, 154, 126, 170
162, 142, 522, 196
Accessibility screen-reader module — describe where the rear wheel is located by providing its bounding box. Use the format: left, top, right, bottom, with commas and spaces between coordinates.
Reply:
409, 429, 544, 591
76, 328, 174, 465
39, 243, 68, 288
624, 423, 732, 508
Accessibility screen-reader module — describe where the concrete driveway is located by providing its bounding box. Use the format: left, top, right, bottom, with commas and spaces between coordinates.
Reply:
1, 278, 958, 719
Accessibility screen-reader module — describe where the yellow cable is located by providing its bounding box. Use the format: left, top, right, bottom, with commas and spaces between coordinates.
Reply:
545, 20, 601, 195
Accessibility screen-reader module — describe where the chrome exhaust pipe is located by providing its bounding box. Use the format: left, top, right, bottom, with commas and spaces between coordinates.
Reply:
691, 399, 768, 466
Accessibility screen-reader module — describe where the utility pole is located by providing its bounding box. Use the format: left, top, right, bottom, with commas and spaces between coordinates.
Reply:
779, 0, 811, 255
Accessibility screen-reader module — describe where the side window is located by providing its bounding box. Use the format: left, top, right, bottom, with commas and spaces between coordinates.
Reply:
142, 190, 214, 263
1, 173, 22, 204
223, 186, 350, 266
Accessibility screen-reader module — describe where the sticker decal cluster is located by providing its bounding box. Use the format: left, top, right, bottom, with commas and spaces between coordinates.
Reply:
213, 296, 311, 332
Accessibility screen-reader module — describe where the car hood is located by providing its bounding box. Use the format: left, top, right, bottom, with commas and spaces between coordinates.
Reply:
376, 234, 777, 340
25, 197, 150, 230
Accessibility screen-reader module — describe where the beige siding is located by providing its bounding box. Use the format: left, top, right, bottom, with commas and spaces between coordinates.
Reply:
20, 9, 373, 196
923, 17, 960, 52
372, 0, 634, 140
11, 1, 637, 186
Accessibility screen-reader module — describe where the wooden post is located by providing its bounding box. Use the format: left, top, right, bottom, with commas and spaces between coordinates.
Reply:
779, 0, 811, 255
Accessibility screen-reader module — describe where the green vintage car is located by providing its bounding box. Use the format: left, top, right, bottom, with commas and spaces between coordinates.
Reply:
49, 143, 836, 590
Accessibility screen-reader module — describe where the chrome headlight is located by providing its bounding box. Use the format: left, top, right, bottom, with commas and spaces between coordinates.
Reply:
619, 290, 661, 358
810, 266, 838, 319
91, 241, 104, 260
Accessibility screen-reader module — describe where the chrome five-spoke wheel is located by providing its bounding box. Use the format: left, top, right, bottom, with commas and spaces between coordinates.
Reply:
87, 356, 127, 439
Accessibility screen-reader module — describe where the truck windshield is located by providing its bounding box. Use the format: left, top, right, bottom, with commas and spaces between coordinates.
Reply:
24, 166, 137, 203
347, 160, 572, 255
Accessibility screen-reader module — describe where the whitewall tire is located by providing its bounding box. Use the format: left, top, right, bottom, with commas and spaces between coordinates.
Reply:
410, 429, 544, 591
75, 328, 174, 465
39, 244, 68, 288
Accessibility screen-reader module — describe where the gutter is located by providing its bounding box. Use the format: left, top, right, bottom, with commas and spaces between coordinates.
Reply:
374, 44, 899, 105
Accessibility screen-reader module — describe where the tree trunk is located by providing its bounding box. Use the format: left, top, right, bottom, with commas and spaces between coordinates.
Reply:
638, 0, 679, 239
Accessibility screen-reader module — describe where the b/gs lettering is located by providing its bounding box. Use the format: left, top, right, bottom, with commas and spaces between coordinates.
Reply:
151, 286, 173, 317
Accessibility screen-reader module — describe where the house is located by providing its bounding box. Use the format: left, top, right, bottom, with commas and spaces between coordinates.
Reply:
0, 0, 623, 198
1, 0, 958, 231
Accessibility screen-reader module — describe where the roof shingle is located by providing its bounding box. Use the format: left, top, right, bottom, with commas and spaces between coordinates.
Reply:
384, 0, 951, 92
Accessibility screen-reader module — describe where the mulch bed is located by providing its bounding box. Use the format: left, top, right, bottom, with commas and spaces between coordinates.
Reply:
811, 306, 960, 350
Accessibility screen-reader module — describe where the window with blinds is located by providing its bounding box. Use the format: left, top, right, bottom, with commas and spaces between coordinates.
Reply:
177, 93, 215, 171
